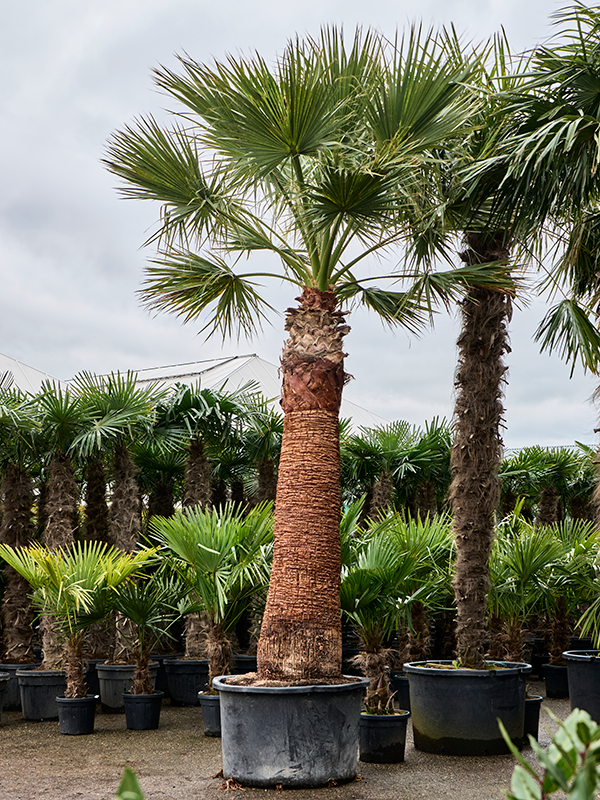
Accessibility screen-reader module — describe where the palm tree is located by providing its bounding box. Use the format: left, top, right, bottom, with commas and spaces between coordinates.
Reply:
149, 503, 273, 685
0, 378, 40, 663
0, 541, 155, 697
104, 26, 504, 682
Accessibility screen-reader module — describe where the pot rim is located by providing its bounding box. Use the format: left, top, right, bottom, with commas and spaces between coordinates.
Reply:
403, 660, 532, 677
213, 675, 369, 695
56, 694, 99, 703
122, 690, 164, 700
359, 709, 410, 719
563, 649, 600, 662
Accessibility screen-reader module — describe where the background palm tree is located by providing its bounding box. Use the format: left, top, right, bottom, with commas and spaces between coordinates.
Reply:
104, 26, 506, 682
0, 377, 40, 664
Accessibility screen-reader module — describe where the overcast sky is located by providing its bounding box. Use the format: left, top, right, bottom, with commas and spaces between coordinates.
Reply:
1, 0, 597, 449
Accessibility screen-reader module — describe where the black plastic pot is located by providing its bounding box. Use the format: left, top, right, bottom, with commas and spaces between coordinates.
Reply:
564, 650, 600, 721
0, 672, 9, 723
57, 695, 98, 735
96, 663, 159, 713
150, 653, 182, 698
0, 663, 37, 711
17, 669, 67, 721
83, 659, 103, 698
232, 654, 257, 675
198, 692, 221, 736
164, 659, 209, 706
523, 695, 543, 744
359, 710, 410, 763
213, 675, 369, 788
531, 653, 550, 681
404, 660, 531, 756
389, 671, 411, 712
542, 664, 569, 698
123, 691, 164, 730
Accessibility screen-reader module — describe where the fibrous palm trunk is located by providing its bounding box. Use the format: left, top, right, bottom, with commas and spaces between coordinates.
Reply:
110, 442, 142, 662
257, 288, 349, 682
183, 438, 212, 509
368, 471, 394, 519
41, 453, 79, 669
536, 487, 561, 527
83, 455, 110, 543
109, 442, 142, 552
450, 241, 511, 669
0, 464, 36, 663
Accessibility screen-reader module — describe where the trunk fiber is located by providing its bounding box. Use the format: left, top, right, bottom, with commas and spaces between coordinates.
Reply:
257, 288, 349, 682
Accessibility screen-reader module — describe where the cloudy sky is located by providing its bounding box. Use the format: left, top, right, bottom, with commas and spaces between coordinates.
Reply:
1, 0, 597, 449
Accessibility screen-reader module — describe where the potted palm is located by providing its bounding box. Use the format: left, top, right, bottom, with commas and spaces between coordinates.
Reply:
0, 540, 154, 733
150, 502, 273, 735
110, 568, 184, 730
340, 530, 415, 763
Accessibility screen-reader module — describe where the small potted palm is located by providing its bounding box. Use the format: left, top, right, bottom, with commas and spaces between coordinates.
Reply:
110, 568, 184, 730
0, 540, 155, 733
149, 502, 273, 735
340, 526, 427, 763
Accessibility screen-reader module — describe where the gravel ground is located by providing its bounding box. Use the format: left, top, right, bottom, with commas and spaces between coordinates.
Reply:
0, 680, 570, 800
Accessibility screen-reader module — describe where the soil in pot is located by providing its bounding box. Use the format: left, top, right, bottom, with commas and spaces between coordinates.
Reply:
214, 675, 369, 788
123, 691, 164, 730
359, 710, 410, 763
57, 695, 98, 735
404, 660, 530, 756
198, 692, 221, 736
17, 669, 67, 721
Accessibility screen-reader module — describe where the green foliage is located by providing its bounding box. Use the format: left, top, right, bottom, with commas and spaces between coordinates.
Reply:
115, 767, 145, 800
149, 502, 273, 629
501, 708, 600, 800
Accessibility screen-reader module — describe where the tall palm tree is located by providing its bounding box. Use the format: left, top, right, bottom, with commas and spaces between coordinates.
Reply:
0, 378, 40, 663
104, 27, 505, 681
473, 6, 600, 524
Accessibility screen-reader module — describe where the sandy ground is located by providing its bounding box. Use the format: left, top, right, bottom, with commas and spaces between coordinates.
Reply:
0, 680, 570, 800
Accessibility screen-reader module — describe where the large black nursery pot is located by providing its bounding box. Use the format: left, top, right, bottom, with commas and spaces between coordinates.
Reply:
96, 662, 159, 713
57, 695, 98, 735
404, 660, 531, 756
198, 691, 221, 736
389, 671, 411, 712
123, 691, 164, 730
359, 710, 411, 763
164, 658, 209, 706
564, 650, 600, 722
0, 663, 37, 711
542, 663, 569, 698
213, 675, 369, 788
17, 669, 67, 721
523, 695, 543, 745
0, 672, 9, 723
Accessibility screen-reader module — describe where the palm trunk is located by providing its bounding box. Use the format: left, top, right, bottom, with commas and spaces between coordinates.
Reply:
83, 455, 110, 543
257, 288, 349, 682
110, 442, 142, 552
252, 459, 277, 505
450, 257, 510, 668
0, 465, 36, 663
536, 487, 561, 527
184, 438, 212, 509
65, 634, 87, 698
368, 471, 394, 519
41, 453, 80, 669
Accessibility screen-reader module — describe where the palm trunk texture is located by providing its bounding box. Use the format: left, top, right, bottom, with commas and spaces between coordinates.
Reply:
0, 465, 36, 663
450, 247, 511, 669
257, 288, 349, 682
